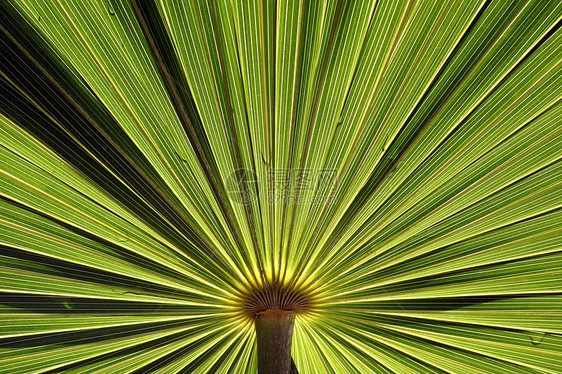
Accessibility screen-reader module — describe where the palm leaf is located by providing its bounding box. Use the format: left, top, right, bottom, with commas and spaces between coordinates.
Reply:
1, 0, 561, 372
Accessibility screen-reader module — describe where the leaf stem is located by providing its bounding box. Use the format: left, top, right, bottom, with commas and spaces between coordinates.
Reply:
255, 309, 296, 374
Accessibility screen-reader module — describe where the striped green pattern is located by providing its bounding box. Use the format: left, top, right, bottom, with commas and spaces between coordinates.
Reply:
1, 0, 561, 372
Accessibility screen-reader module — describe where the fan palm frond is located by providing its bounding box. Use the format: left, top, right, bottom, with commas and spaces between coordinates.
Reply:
1, 0, 561, 372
